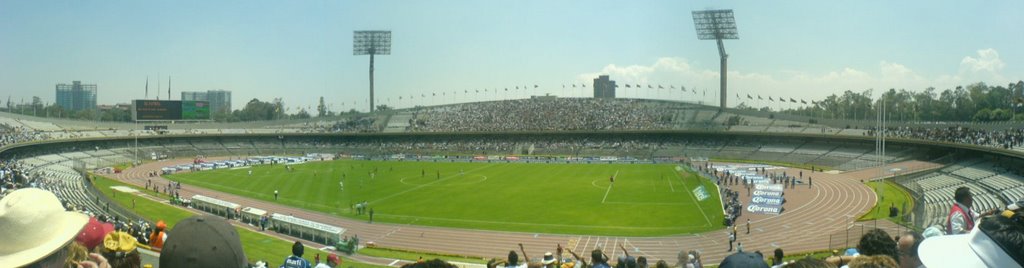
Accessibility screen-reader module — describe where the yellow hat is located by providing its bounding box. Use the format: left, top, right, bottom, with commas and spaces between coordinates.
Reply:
103, 231, 138, 253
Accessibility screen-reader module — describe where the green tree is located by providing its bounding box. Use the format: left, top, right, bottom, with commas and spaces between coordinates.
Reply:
43, 103, 66, 118
236, 98, 278, 121
294, 109, 312, 119
990, 109, 1012, 121
972, 108, 992, 122
99, 108, 130, 122
73, 109, 98, 121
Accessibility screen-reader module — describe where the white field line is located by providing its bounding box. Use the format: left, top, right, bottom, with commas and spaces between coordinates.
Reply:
601, 170, 619, 203
667, 173, 676, 192
673, 171, 712, 227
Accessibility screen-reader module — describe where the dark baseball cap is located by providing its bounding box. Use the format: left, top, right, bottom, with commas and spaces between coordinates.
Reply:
718, 252, 769, 268
160, 215, 248, 268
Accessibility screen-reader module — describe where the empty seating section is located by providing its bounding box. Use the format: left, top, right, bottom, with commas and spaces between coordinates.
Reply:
903, 160, 1024, 229
952, 166, 996, 181
384, 113, 414, 133
979, 174, 1024, 192
826, 148, 869, 159
836, 159, 876, 171
914, 174, 965, 191
792, 143, 834, 156
758, 145, 796, 154
692, 110, 715, 122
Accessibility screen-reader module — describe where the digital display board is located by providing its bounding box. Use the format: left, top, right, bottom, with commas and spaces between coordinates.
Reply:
182, 100, 210, 120
134, 100, 182, 121
133, 100, 211, 121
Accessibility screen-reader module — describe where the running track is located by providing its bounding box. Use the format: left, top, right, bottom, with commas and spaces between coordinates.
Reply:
112, 159, 940, 266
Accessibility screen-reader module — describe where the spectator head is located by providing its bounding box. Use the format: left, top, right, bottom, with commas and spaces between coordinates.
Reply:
591, 249, 606, 264
785, 257, 835, 268
896, 232, 923, 268
636, 256, 647, 268
542, 252, 557, 267
326, 253, 341, 267
102, 231, 141, 268
847, 255, 898, 268
159, 215, 247, 268
616, 256, 636, 268
920, 212, 1024, 267
76, 216, 115, 251
508, 250, 519, 266
921, 225, 944, 239
718, 252, 769, 268
654, 260, 669, 268
675, 250, 689, 267
292, 241, 304, 257
773, 248, 784, 266
155, 220, 166, 231
954, 186, 973, 207
421, 258, 459, 268
0, 188, 88, 267
856, 229, 899, 262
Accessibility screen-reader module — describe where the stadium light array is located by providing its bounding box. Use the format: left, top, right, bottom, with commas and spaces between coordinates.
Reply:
353, 30, 392, 112
692, 10, 738, 109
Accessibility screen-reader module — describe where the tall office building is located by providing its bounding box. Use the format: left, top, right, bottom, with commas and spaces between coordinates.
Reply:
55, 81, 97, 111
181, 90, 232, 114
593, 75, 616, 98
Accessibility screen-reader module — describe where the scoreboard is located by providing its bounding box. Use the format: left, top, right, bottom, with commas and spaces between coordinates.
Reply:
182, 100, 211, 120
133, 100, 210, 121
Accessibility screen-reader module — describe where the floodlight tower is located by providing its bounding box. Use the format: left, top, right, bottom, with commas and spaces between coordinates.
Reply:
353, 30, 392, 112
692, 10, 738, 109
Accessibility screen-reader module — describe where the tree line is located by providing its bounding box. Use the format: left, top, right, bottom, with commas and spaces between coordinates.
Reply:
737, 81, 1024, 122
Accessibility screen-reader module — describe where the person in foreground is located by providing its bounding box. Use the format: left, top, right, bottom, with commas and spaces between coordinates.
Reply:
0, 188, 111, 268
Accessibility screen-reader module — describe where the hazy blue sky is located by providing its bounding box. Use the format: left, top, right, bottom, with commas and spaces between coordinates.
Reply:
1, 0, 1021, 112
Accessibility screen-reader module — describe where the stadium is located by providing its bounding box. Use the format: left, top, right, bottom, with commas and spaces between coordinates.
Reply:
3, 96, 1024, 266
3, 2, 1024, 268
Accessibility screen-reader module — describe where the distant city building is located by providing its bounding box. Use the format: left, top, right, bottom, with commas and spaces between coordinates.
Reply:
593, 75, 616, 98
55, 81, 97, 111
181, 90, 232, 114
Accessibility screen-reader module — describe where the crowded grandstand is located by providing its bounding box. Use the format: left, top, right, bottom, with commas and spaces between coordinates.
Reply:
3, 96, 1024, 267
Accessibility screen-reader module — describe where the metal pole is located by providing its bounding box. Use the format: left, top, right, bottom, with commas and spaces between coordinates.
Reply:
134, 121, 138, 165
374, 53, 378, 112
717, 38, 728, 109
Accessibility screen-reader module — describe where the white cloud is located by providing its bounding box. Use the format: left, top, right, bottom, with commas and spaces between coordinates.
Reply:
880, 61, 914, 78
960, 48, 1005, 73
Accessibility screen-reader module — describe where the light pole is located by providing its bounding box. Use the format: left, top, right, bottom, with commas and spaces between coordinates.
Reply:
353, 31, 392, 113
692, 10, 739, 110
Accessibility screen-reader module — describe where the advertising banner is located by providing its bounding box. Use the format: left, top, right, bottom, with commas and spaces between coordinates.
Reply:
750, 195, 784, 206
747, 204, 783, 214
693, 185, 710, 201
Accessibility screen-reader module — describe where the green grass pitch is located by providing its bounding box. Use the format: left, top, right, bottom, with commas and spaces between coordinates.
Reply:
167, 160, 724, 236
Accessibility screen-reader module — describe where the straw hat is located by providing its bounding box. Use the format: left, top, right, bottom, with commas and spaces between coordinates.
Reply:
0, 188, 88, 267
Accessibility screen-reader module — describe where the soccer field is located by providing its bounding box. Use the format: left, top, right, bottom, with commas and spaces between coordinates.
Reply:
167, 160, 724, 236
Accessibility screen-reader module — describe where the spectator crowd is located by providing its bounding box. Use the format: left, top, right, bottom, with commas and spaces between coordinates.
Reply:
0, 122, 50, 147
408, 98, 673, 132
867, 126, 1024, 150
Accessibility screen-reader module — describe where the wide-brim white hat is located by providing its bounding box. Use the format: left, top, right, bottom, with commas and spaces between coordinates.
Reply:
0, 188, 88, 267
918, 225, 1021, 268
